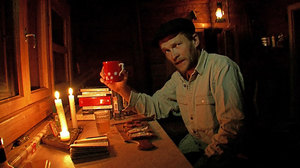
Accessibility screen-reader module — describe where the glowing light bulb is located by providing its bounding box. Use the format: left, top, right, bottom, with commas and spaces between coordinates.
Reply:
216, 7, 224, 19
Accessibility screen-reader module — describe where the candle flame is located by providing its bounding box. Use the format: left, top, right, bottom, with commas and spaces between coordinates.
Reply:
69, 88, 73, 95
60, 130, 70, 141
55, 91, 60, 99
0, 137, 3, 145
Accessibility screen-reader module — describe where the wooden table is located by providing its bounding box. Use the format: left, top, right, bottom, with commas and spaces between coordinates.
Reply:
24, 118, 193, 168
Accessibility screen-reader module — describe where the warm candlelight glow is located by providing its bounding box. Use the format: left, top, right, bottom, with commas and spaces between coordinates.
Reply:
68, 88, 78, 128
69, 88, 73, 95
60, 130, 70, 141
54, 91, 70, 141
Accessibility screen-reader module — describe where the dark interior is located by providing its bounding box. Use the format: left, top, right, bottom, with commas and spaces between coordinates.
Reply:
68, 0, 300, 167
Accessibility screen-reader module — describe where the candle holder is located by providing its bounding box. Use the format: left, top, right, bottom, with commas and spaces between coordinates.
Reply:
41, 127, 83, 151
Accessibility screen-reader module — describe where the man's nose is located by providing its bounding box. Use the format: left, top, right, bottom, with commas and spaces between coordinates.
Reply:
170, 48, 179, 60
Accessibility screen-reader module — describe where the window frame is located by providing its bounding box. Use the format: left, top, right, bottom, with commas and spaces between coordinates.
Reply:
0, 0, 54, 146
50, 0, 72, 96
0, 0, 52, 115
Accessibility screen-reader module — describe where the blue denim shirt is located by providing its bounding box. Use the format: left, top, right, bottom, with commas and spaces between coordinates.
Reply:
129, 50, 245, 157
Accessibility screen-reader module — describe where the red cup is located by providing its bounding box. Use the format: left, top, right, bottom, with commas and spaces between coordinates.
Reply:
102, 61, 124, 82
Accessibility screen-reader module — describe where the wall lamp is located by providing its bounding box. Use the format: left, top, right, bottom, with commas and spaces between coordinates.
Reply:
215, 1, 225, 22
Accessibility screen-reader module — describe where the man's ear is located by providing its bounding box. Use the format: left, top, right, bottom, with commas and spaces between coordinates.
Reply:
192, 33, 200, 48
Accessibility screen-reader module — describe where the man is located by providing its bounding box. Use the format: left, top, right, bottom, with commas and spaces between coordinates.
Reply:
100, 18, 245, 167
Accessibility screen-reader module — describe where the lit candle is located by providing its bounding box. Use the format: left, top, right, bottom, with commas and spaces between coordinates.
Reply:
60, 130, 70, 141
68, 88, 78, 128
54, 91, 70, 141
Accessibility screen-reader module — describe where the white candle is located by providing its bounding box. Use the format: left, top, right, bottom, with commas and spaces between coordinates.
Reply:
68, 88, 78, 128
54, 91, 70, 141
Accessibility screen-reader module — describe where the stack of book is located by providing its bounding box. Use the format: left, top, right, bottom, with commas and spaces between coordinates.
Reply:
70, 136, 110, 163
77, 88, 112, 120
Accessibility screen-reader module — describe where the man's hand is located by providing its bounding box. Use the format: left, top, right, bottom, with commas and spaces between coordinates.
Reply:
100, 68, 131, 102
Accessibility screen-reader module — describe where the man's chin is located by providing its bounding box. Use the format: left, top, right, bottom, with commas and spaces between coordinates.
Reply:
176, 68, 187, 75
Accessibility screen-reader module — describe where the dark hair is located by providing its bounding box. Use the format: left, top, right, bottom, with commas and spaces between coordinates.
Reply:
152, 18, 195, 47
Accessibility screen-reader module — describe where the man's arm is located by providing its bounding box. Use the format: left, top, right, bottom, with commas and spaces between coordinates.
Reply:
206, 62, 245, 157
100, 68, 179, 119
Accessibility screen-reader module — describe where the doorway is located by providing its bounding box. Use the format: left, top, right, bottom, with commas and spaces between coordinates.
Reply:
288, 2, 300, 120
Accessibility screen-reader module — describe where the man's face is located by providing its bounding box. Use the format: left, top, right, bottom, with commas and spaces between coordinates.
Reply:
159, 33, 199, 75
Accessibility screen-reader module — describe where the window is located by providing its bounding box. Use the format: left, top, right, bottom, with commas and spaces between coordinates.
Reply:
288, 2, 300, 117
27, 0, 41, 91
50, 1, 72, 98
0, 0, 72, 148
0, 0, 18, 100
53, 51, 67, 83
51, 10, 64, 46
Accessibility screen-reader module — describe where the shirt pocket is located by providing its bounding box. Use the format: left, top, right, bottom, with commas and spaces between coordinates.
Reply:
196, 95, 215, 105
195, 95, 216, 129
177, 94, 190, 125
177, 95, 188, 113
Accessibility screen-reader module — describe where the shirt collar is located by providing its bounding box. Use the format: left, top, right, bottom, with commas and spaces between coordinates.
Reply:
195, 49, 208, 76
176, 49, 208, 82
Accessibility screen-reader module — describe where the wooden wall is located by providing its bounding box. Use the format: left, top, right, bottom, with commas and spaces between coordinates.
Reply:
138, 0, 242, 93
70, 0, 300, 122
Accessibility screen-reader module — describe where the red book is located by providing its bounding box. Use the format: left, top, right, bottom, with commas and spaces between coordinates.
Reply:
79, 96, 111, 107
80, 88, 109, 92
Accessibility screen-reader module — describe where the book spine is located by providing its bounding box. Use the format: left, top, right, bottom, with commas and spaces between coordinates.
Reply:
80, 88, 109, 92
78, 96, 111, 106
70, 142, 109, 148
78, 94, 109, 98
82, 105, 113, 110
81, 91, 112, 95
